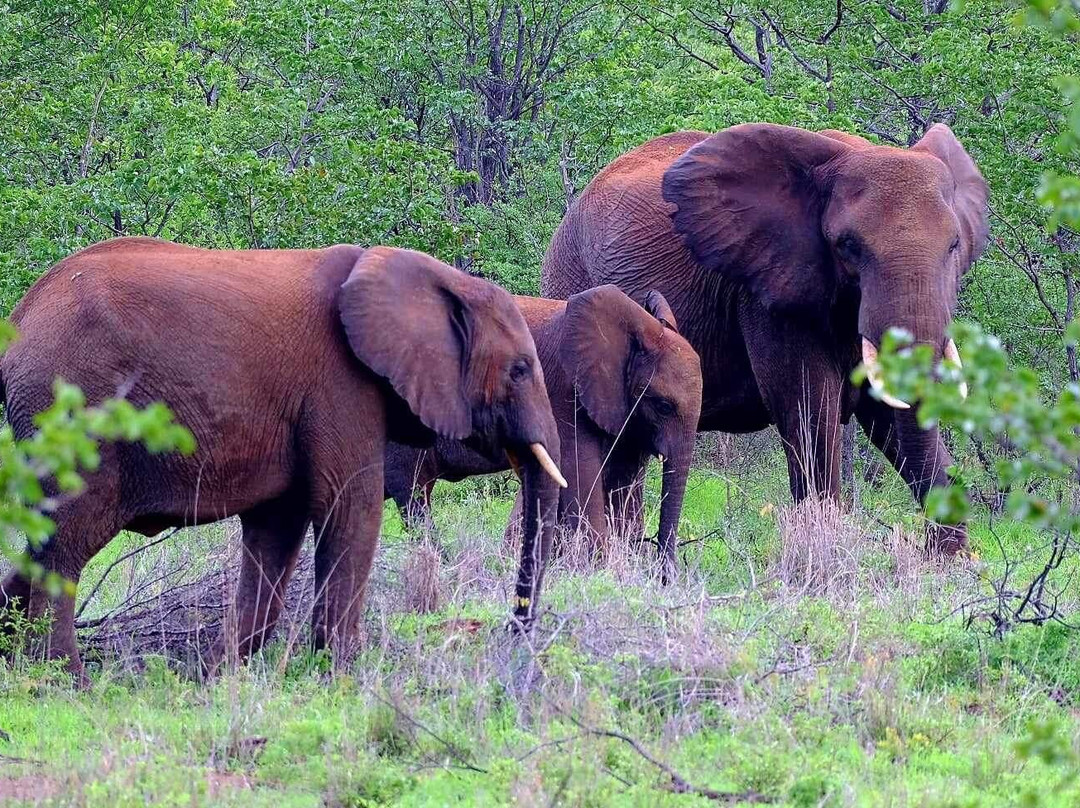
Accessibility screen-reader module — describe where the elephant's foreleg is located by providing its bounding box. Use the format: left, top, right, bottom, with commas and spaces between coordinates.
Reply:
558, 428, 609, 558
742, 312, 844, 502
776, 366, 844, 502
854, 392, 966, 553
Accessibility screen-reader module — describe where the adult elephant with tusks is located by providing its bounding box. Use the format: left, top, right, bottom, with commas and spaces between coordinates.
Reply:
542, 123, 989, 554
0, 238, 566, 682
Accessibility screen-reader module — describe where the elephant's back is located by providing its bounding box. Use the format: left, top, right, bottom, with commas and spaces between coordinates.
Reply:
590, 131, 709, 188
541, 132, 709, 301
540, 132, 764, 429
10, 238, 325, 329
512, 295, 564, 331
2, 238, 342, 433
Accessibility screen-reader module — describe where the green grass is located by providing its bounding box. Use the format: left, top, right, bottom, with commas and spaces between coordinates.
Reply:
1, 445, 1078, 806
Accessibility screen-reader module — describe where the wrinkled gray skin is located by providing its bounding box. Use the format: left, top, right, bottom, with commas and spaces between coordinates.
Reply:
541, 123, 989, 553
385, 285, 702, 575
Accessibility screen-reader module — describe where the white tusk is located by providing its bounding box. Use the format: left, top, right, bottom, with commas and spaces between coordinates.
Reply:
862, 337, 911, 410
657, 454, 665, 464
944, 338, 968, 400
861, 336, 879, 366
530, 443, 568, 488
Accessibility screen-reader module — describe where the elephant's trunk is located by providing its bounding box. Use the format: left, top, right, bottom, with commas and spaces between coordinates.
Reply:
859, 257, 952, 361
512, 445, 561, 628
657, 444, 691, 583
858, 268, 967, 554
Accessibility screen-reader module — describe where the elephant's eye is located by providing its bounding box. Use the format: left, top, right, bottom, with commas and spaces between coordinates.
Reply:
948, 236, 961, 254
509, 360, 531, 384
835, 234, 862, 262
652, 397, 676, 417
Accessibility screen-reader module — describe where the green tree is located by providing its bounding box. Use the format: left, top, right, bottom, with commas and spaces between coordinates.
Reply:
873, 0, 1080, 632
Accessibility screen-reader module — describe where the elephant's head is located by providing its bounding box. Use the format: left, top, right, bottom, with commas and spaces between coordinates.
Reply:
662, 123, 988, 547
662, 122, 988, 376
338, 246, 565, 620
558, 285, 702, 567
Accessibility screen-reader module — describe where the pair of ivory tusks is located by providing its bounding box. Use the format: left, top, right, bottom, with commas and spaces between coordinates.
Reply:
506, 444, 568, 489
861, 337, 967, 410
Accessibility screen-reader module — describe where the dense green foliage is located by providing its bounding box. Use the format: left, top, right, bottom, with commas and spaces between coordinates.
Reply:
2, 0, 1078, 365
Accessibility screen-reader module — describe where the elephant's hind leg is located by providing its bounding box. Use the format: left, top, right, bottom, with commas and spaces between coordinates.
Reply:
230, 493, 309, 662
21, 471, 122, 683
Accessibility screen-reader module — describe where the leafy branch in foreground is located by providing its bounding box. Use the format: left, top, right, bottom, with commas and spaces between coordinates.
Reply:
1015, 719, 1079, 807
0, 325, 194, 593
868, 320, 1080, 631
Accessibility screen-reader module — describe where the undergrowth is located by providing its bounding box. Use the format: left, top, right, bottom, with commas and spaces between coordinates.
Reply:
0, 438, 1077, 806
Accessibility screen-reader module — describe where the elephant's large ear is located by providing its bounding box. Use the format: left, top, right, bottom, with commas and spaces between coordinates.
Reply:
558, 285, 660, 435
662, 123, 848, 313
911, 124, 990, 268
641, 289, 678, 332
338, 247, 473, 440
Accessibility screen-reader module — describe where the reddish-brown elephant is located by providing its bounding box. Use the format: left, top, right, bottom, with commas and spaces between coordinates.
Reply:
384, 285, 702, 575
0, 238, 566, 679
541, 124, 989, 553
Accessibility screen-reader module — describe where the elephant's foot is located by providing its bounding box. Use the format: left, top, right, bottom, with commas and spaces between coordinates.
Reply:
925, 522, 967, 557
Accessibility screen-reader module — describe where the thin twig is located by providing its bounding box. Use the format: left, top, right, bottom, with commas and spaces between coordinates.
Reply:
372, 692, 489, 775
74, 528, 181, 620
561, 712, 773, 803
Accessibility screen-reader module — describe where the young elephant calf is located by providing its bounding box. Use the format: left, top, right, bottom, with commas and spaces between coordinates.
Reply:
0, 238, 566, 680
385, 285, 703, 574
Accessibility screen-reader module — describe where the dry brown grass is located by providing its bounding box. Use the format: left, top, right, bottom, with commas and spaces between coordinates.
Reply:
774, 497, 930, 603
400, 540, 443, 614
775, 497, 868, 598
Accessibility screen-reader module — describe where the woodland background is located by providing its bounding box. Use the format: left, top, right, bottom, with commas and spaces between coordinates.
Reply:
3, 0, 1078, 382
2, 1, 1080, 806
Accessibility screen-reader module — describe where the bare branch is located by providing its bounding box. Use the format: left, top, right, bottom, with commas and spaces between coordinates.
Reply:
78, 80, 108, 179
75, 529, 182, 621
567, 720, 774, 803
759, 10, 829, 83
819, 0, 843, 44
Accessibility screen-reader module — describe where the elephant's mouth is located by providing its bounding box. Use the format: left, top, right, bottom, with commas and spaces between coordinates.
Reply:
859, 334, 967, 409
505, 443, 567, 489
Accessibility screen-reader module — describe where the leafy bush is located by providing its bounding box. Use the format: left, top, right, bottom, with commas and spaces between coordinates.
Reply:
0, 323, 194, 590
